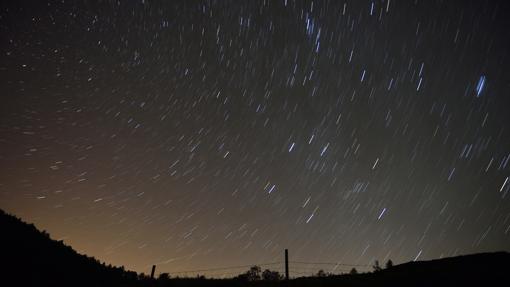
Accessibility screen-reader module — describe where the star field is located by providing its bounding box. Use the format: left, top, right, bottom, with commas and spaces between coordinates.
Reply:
1, 0, 509, 277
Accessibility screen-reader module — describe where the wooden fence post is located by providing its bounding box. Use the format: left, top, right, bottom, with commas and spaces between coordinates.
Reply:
285, 249, 289, 280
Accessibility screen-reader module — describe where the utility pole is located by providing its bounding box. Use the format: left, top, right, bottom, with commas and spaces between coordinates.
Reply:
285, 249, 289, 280
150, 265, 156, 279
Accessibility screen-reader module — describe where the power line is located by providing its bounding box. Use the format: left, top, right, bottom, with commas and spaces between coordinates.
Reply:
290, 261, 371, 267
289, 267, 356, 273
155, 250, 373, 279
168, 261, 282, 275
165, 262, 369, 276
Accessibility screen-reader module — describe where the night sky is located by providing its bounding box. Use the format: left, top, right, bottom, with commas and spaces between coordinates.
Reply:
1, 0, 510, 277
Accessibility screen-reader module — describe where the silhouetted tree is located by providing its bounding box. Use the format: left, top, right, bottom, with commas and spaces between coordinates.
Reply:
373, 260, 382, 272
244, 265, 261, 281
316, 269, 327, 277
385, 259, 393, 269
262, 269, 282, 281
350, 268, 358, 275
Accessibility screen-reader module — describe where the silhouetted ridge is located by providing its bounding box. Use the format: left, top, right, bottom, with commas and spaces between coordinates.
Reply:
0, 209, 140, 287
1, 208, 508, 287
291, 251, 509, 287
368, 251, 510, 286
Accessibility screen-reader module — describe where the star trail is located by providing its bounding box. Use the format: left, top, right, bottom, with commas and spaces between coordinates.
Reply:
0, 0, 509, 277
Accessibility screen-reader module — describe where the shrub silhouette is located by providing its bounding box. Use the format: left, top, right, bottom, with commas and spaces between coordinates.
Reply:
236, 265, 261, 281
385, 259, 393, 269
158, 272, 170, 280
262, 269, 282, 281
372, 260, 382, 272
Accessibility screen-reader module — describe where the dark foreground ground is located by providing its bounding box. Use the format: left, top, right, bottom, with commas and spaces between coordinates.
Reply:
1, 209, 508, 287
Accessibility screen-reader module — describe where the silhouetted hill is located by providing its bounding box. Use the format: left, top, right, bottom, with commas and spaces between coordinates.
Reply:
369, 251, 509, 286
1, 208, 508, 287
0, 209, 141, 287
292, 251, 510, 287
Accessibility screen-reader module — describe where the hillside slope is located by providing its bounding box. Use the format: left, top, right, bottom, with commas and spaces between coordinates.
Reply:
292, 251, 509, 287
0, 209, 141, 287
1, 208, 508, 287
